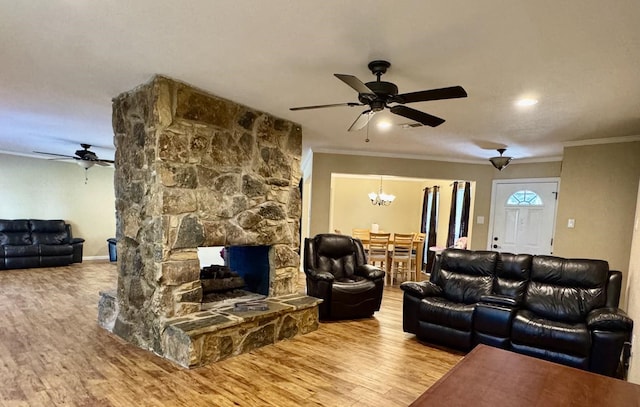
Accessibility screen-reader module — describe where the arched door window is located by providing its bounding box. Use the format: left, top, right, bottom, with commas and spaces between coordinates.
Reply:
506, 190, 543, 206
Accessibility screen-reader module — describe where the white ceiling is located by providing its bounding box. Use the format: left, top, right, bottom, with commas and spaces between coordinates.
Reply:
1, 0, 640, 164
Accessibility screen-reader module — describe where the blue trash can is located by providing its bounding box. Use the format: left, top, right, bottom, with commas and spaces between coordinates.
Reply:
107, 238, 117, 262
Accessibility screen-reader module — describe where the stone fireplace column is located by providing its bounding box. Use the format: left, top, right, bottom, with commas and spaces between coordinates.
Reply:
102, 75, 306, 358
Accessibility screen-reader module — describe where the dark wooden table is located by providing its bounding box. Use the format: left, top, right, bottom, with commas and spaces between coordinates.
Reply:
410, 344, 640, 407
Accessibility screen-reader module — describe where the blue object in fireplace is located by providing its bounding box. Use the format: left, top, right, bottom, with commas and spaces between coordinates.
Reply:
226, 245, 270, 296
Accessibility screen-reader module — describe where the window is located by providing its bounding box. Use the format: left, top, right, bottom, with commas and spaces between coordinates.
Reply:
454, 186, 465, 241
507, 190, 543, 206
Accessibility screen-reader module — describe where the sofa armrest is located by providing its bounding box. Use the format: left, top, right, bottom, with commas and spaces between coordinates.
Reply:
306, 270, 335, 283
587, 308, 633, 331
479, 295, 518, 308
70, 237, 84, 263
400, 281, 442, 298
355, 264, 385, 280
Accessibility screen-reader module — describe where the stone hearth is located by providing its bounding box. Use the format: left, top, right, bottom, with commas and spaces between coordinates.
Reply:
97, 75, 320, 367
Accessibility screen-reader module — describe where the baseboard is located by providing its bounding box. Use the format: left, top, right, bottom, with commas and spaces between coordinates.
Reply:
84, 255, 110, 261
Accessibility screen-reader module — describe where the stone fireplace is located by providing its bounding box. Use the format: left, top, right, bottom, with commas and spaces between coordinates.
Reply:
98, 75, 320, 367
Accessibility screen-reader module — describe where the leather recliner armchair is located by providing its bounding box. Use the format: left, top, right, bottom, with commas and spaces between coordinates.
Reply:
304, 234, 385, 320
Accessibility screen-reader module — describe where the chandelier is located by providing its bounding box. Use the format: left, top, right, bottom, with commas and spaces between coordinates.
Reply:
368, 177, 395, 206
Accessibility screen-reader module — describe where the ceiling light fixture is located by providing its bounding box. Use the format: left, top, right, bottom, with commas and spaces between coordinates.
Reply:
368, 177, 395, 206
489, 148, 512, 171
376, 120, 392, 130
515, 98, 538, 107
77, 160, 95, 169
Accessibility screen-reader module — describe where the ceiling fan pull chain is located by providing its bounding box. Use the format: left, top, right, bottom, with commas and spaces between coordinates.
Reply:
84, 168, 89, 184
365, 119, 370, 143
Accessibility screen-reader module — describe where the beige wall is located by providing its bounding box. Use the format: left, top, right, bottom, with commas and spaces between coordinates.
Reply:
625, 180, 640, 384
0, 153, 116, 257
331, 176, 469, 248
553, 142, 640, 307
309, 152, 561, 250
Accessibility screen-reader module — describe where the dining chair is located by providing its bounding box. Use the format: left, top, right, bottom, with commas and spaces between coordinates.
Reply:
390, 233, 416, 285
367, 232, 391, 277
411, 232, 427, 274
352, 228, 370, 250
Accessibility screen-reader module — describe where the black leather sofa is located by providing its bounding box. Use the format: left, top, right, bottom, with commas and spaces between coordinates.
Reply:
304, 233, 385, 320
0, 219, 84, 269
401, 249, 633, 378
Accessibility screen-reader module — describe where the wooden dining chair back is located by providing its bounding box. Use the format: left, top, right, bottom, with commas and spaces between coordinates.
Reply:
352, 228, 370, 249
367, 232, 391, 275
411, 232, 427, 273
390, 233, 416, 285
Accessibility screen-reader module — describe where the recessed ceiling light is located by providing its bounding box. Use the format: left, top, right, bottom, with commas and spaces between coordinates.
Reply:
515, 98, 538, 107
377, 120, 392, 130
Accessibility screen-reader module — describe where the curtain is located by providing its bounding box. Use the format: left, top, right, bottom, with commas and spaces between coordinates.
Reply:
420, 187, 430, 271
446, 181, 459, 247
425, 186, 439, 273
459, 182, 471, 239
420, 188, 430, 234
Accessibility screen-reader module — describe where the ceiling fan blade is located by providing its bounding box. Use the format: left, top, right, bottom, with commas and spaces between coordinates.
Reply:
334, 74, 376, 95
95, 160, 113, 166
347, 110, 375, 132
390, 105, 445, 127
33, 151, 76, 159
290, 102, 362, 111
394, 86, 468, 104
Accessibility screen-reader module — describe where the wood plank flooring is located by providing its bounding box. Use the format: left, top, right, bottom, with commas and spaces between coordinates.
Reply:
0, 262, 462, 406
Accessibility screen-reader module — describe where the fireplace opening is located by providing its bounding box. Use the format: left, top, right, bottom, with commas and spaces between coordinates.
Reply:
197, 245, 271, 303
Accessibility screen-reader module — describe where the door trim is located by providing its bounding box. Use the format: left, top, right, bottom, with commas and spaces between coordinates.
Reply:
487, 177, 561, 251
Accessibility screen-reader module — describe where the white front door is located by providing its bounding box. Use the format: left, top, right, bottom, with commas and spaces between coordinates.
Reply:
488, 179, 559, 255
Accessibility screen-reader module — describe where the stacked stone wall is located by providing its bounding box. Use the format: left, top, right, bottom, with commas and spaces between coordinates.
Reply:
110, 75, 302, 353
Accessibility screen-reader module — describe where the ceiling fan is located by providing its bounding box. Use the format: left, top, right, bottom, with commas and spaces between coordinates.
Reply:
34, 143, 114, 168
290, 60, 468, 131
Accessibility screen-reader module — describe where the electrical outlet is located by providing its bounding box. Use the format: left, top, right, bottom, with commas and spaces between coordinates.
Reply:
567, 218, 575, 228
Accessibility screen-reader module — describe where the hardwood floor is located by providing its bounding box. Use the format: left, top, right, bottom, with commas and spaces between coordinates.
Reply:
0, 262, 462, 407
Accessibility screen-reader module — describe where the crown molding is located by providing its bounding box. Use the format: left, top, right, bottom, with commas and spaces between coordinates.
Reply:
311, 147, 487, 164
311, 148, 563, 165
0, 150, 49, 159
563, 134, 640, 147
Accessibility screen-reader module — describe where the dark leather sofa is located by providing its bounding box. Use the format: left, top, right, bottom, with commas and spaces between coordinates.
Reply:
0, 219, 84, 269
304, 233, 385, 320
401, 249, 633, 378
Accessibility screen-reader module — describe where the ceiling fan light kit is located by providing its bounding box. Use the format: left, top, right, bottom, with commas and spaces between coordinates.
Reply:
34, 143, 114, 167
290, 60, 467, 131
33, 143, 115, 182
489, 148, 513, 171
77, 160, 95, 169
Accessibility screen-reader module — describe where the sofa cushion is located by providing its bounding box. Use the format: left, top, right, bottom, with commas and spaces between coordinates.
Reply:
30, 220, 69, 245
0, 219, 30, 232
4, 245, 39, 257
420, 297, 475, 331
39, 244, 73, 256
0, 232, 31, 246
512, 310, 591, 357
313, 235, 359, 279
0, 219, 32, 245
435, 249, 496, 304
493, 253, 532, 303
524, 256, 608, 322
